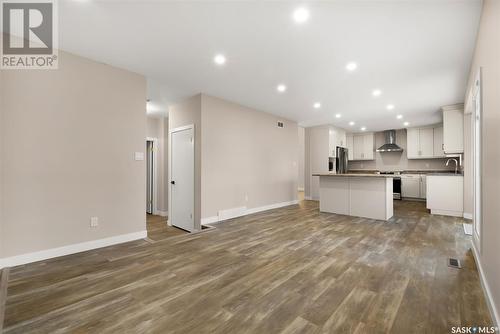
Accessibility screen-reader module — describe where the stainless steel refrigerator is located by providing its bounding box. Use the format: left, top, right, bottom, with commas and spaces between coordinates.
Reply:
336, 147, 348, 174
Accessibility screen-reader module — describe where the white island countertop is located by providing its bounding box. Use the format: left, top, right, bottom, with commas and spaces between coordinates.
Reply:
313, 173, 396, 178
315, 174, 393, 221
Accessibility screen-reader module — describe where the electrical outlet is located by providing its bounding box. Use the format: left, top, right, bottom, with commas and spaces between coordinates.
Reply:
90, 217, 99, 227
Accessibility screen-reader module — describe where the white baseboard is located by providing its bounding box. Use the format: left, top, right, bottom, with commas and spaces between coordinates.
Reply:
156, 210, 168, 217
0, 230, 147, 269
430, 209, 463, 217
471, 241, 500, 327
201, 200, 299, 225
463, 212, 473, 220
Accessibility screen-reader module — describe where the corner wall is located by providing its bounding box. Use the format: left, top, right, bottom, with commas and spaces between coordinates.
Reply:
465, 0, 500, 325
200, 94, 298, 220
1, 50, 147, 260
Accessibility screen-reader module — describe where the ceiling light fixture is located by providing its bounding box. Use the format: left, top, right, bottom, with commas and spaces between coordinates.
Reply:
313, 102, 321, 109
403, 121, 410, 126
277, 84, 287, 93
335, 113, 342, 118
346, 62, 358, 71
372, 89, 382, 97
292, 7, 310, 24
349, 121, 355, 126
213, 54, 226, 65
396, 114, 403, 119
386, 104, 395, 110
361, 126, 367, 131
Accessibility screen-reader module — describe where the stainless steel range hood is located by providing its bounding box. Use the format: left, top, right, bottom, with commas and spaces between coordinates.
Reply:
376, 130, 403, 152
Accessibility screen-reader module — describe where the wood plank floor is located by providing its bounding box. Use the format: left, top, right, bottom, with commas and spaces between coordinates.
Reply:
2, 200, 492, 333
146, 214, 187, 242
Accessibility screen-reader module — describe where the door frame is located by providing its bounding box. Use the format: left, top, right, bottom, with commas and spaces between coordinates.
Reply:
168, 124, 195, 230
146, 137, 159, 215
472, 69, 483, 253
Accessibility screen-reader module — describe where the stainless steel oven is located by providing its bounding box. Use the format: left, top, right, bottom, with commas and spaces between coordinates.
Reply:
380, 171, 402, 200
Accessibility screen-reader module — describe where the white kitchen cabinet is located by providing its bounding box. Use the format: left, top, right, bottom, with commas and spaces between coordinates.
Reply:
363, 134, 374, 160
420, 175, 427, 199
427, 175, 463, 217
433, 126, 445, 157
329, 126, 347, 157
420, 128, 434, 158
442, 105, 464, 154
348, 133, 374, 161
402, 175, 421, 198
346, 134, 354, 161
407, 127, 434, 159
402, 174, 426, 199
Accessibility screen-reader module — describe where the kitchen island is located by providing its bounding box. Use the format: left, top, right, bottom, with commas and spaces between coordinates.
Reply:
313, 173, 394, 221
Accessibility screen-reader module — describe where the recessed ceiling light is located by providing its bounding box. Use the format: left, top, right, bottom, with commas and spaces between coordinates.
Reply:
335, 113, 342, 118
372, 89, 382, 97
361, 126, 367, 131
346, 62, 358, 71
403, 121, 410, 126
313, 102, 321, 109
396, 114, 403, 119
292, 7, 310, 24
349, 121, 355, 126
386, 104, 395, 110
213, 54, 226, 65
277, 84, 287, 93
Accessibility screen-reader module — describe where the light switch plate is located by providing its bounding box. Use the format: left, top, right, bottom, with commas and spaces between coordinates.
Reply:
134, 152, 144, 161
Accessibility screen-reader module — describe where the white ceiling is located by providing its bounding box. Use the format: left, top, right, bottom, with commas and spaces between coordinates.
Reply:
59, 0, 481, 131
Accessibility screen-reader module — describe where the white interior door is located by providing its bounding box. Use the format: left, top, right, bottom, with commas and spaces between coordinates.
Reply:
473, 70, 482, 247
170, 127, 195, 232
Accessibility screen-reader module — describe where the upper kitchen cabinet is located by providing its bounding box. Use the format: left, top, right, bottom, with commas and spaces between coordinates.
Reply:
433, 126, 446, 157
442, 104, 464, 154
328, 126, 347, 157
346, 133, 374, 161
407, 127, 434, 159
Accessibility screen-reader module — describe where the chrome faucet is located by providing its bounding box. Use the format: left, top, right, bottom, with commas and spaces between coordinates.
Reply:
446, 158, 459, 174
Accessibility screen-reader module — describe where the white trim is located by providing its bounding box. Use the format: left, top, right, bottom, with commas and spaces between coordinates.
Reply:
430, 209, 463, 217
156, 210, 168, 217
471, 242, 500, 327
201, 200, 299, 225
245, 200, 299, 215
0, 231, 147, 269
463, 212, 473, 220
146, 137, 159, 216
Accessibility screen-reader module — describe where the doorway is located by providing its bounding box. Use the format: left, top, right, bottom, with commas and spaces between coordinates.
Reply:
146, 138, 157, 215
169, 125, 195, 232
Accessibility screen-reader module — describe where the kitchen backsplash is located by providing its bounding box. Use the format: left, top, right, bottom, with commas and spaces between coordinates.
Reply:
348, 129, 457, 171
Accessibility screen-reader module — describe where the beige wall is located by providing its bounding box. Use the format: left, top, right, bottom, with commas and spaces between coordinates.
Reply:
146, 116, 167, 213
200, 95, 298, 219
349, 129, 454, 171
168, 94, 202, 229
463, 113, 473, 215
0, 68, 4, 258
465, 0, 500, 325
298, 127, 305, 191
0, 51, 147, 258
304, 126, 330, 200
